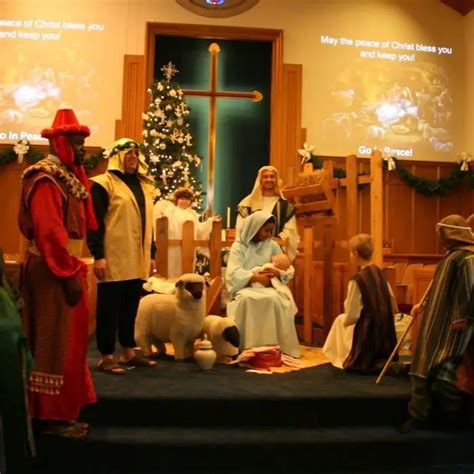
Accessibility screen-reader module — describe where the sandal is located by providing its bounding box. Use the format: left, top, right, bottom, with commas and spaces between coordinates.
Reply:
98, 359, 126, 375
119, 355, 157, 368
41, 422, 89, 440
68, 420, 89, 430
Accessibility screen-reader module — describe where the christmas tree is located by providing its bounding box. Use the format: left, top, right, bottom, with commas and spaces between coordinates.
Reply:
142, 62, 203, 204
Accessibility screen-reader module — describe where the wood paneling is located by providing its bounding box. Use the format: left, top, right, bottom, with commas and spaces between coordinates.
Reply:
281, 64, 302, 186
115, 55, 146, 141
411, 165, 438, 253
0, 144, 105, 257
411, 267, 435, 352
381, 160, 473, 254
385, 173, 413, 253
287, 155, 473, 264
0, 159, 29, 254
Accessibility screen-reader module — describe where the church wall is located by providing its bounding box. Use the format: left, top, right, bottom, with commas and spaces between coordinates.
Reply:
466, 10, 474, 155
1, 1, 472, 258
119, 0, 466, 161
2, 0, 468, 157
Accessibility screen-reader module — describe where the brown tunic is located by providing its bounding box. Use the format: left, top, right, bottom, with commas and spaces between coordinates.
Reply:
343, 265, 397, 373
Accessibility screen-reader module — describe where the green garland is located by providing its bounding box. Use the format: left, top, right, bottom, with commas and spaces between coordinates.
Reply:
84, 148, 106, 172
310, 156, 347, 179
105, 141, 141, 158
310, 154, 474, 194
0, 145, 44, 166
388, 157, 474, 196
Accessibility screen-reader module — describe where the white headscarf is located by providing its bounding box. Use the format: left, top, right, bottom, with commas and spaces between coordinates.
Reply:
237, 166, 286, 212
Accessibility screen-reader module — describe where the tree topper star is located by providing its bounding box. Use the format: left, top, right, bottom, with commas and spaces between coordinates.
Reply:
161, 62, 179, 81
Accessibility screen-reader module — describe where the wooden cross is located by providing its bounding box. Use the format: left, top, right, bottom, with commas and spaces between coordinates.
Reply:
182, 42, 263, 212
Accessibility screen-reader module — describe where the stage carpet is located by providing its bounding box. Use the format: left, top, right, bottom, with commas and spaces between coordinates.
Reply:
28, 340, 474, 474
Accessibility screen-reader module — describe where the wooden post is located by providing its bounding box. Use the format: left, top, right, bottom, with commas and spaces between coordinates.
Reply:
322, 224, 334, 339
346, 154, 358, 276
155, 217, 169, 277
371, 149, 383, 267
182, 221, 195, 273
322, 159, 334, 179
209, 220, 222, 278
303, 223, 313, 345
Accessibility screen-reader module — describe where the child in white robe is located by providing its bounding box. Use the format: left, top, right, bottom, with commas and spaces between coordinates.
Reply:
154, 187, 221, 278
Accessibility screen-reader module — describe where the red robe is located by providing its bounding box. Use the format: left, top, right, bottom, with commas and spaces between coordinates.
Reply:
25, 180, 96, 420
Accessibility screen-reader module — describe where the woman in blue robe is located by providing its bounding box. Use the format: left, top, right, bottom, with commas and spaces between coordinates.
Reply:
225, 211, 300, 358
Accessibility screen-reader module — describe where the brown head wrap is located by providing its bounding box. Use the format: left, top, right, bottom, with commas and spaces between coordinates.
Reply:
436, 215, 474, 249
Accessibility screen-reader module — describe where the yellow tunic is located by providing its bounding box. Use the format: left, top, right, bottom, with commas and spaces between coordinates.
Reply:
91, 173, 154, 282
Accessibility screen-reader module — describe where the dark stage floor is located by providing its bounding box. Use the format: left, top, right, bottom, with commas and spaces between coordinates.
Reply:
24, 342, 474, 474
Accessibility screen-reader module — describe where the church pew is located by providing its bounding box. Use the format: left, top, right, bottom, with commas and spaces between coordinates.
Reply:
410, 266, 436, 353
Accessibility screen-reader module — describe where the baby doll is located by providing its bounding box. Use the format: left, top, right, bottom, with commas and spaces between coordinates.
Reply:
250, 253, 298, 315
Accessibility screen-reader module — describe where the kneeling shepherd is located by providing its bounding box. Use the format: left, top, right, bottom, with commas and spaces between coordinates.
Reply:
323, 234, 398, 372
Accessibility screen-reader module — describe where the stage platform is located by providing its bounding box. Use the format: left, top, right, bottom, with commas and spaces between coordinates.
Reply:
29, 342, 474, 474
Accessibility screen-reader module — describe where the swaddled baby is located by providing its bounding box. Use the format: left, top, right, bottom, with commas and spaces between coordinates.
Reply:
250, 254, 292, 288
250, 254, 298, 315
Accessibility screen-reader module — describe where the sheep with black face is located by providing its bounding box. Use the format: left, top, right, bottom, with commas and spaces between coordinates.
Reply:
135, 273, 207, 360
202, 315, 240, 361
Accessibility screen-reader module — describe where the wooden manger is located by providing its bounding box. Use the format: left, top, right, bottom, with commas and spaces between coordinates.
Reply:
282, 162, 339, 345
283, 150, 384, 345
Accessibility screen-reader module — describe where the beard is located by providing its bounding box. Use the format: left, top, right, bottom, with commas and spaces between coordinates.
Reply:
74, 154, 85, 166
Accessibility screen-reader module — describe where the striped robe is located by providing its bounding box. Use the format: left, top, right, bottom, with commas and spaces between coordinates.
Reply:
343, 265, 397, 372
411, 249, 474, 380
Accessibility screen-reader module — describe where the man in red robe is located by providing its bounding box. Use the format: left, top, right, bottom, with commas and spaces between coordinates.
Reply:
18, 109, 97, 439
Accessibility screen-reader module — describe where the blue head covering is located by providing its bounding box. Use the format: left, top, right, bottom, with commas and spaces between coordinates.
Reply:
236, 211, 276, 268
237, 210, 275, 245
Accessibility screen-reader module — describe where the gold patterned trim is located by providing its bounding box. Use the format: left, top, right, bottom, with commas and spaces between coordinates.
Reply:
22, 157, 88, 200
28, 371, 64, 395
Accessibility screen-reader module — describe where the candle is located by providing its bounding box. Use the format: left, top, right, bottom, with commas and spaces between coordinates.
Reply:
226, 207, 231, 229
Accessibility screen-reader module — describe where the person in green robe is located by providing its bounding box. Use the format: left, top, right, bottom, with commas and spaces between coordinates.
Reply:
0, 251, 34, 472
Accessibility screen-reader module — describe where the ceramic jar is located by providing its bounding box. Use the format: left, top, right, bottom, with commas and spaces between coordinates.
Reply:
194, 334, 217, 370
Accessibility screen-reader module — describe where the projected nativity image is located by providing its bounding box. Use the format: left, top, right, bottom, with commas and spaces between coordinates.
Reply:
0, 13, 106, 145
318, 36, 457, 160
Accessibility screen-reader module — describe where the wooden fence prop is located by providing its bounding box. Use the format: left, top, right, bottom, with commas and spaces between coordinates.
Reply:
154, 217, 233, 314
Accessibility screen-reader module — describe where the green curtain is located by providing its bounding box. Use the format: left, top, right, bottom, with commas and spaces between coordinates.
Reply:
154, 35, 271, 223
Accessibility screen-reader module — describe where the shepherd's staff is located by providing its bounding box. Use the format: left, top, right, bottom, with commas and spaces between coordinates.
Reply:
376, 281, 433, 385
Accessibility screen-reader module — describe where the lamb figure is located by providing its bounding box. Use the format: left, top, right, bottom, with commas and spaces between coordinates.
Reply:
135, 273, 207, 360
202, 315, 240, 361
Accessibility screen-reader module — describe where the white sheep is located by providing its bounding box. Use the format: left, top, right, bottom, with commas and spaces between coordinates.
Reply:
135, 273, 207, 360
202, 315, 240, 361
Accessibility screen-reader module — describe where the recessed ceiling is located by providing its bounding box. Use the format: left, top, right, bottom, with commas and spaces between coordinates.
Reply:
440, 0, 474, 15
176, 0, 259, 18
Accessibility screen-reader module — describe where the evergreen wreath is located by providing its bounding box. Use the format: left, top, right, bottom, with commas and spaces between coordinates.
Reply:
386, 157, 474, 196
0, 141, 44, 166
83, 148, 107, 172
